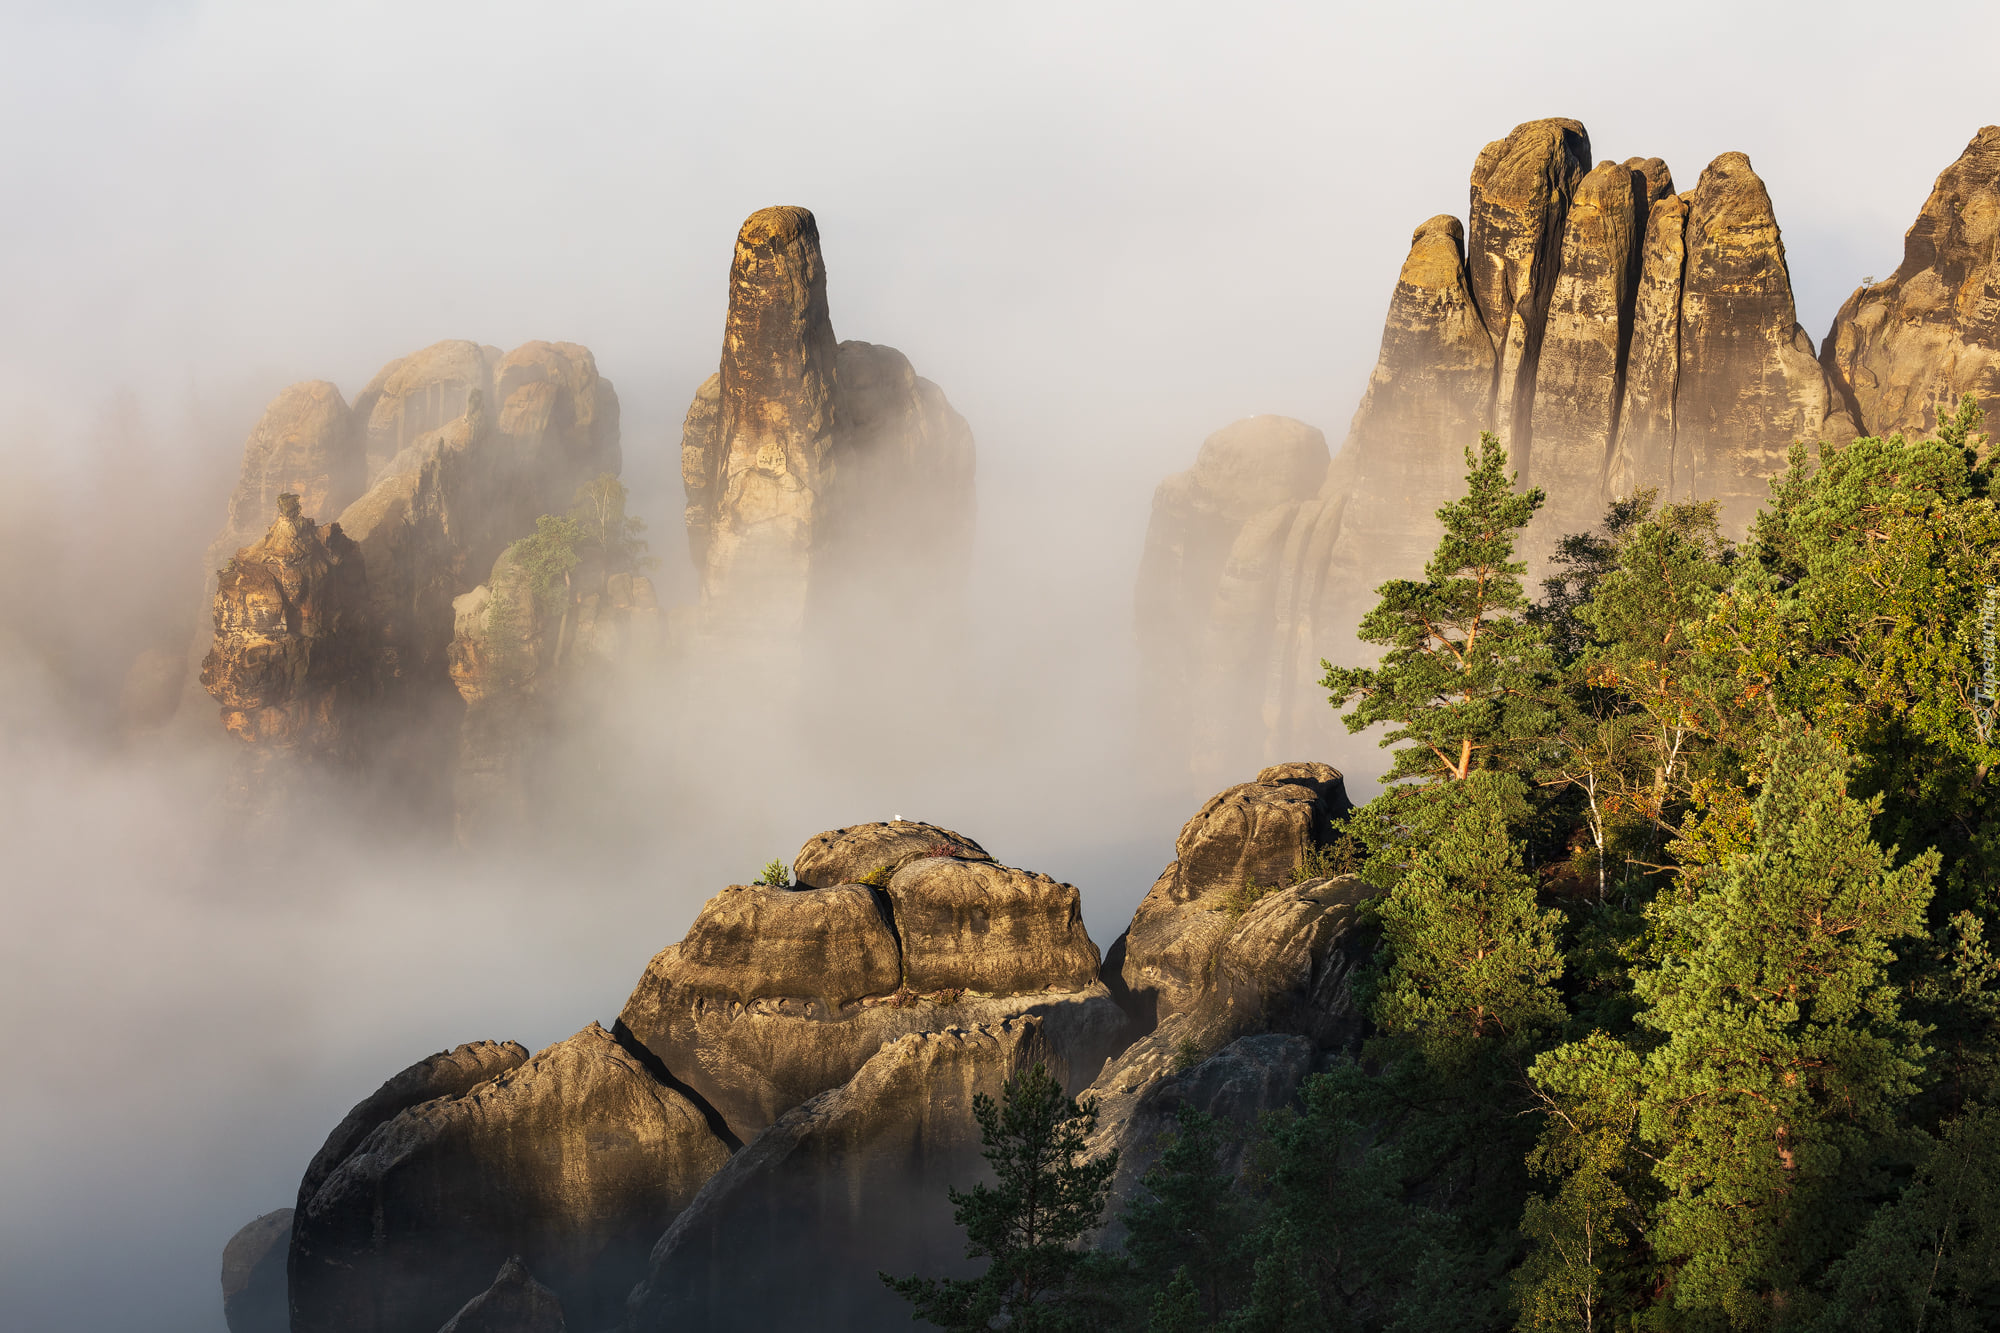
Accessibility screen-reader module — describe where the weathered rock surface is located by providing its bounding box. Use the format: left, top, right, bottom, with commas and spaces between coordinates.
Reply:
295, 1040, 533, 1222
1117, 762, 1355, 1029
200, 496, 372, 770
887, 857, 1102, 995
1467, 118, 1592, 453
291, 1023, 729, 1333
354, 341, 503, 482
791, 819, 992, 888
220, 1208, 292, 1333
1529, 159, 1643, 539
1674, 152, 1847, 532
1822, 126, 2000, 440
1085, 1032, 1315, 1240
1134, 416, 1330, 772
209, 381, 366, 581
679, 207, 977, 651
1141, 118, 1864, 775
434, 1258, 567, 1333
620, 830, 1122, 1140
624, 1019, 1048, 1333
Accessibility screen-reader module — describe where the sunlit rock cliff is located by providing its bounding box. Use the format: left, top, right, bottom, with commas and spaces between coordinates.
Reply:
679, 206, 976, 657
1139, 116, 1869, 779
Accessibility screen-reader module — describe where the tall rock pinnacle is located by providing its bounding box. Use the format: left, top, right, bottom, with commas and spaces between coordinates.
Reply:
1675, 152, 1844, 532
1821, 125, 2000, 439
680, 206, 975, 656
1466, 118, 1592, 456
697, 206, 839, 636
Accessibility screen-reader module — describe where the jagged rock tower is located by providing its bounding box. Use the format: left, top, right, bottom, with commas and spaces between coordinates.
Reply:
1138, 117, 1858, 781
680, 206, 976, 657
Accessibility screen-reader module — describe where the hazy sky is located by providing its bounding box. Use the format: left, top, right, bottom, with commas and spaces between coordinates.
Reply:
4, 5, 1999, 1332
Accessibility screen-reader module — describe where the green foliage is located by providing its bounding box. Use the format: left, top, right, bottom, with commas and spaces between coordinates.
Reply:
509, 513, 586, 618
569, 473, 655, 570
754, 858, 791, 888
1371, 773, 1566, 1069
1290, 834, 1361, 884
1323, 433, 1555, 784
859, 863, 896, 887
1122, 1107, 1254, 1323
1528, 722, 1939, 1327
1170, 1036, 1204, 1074
1217, 880, 1278, 921
883, 1062, 1119, 1331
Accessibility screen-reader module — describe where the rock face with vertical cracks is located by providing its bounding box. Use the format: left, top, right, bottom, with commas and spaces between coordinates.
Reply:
1140, 117, 1873, 777
1674, 152, 1846, 533
1134, 416, 1330, 774
623, 1019, 1048, 1333
1115, 762, 1355, 1029
289, 1023, 730, 1333
352, 340, 505, 482
618, 832, 1123, 1142
201, 497, 373, 770
1530, 159, 1643, 540
1822, 126, 2000, 440
1468, 118, 1592, 455
679, 206, 976, 650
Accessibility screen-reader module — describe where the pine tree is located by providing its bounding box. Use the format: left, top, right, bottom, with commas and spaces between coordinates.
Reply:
1323, 432, 1553, 783
1122, 1106, 1250, 1322
1371, 773, 1566, 1069
1526, 722, 1939, 1327
883, 1063, 1119, 1332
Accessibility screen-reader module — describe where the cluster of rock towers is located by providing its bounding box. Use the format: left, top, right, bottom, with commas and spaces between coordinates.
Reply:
1139, 120, 2000, 780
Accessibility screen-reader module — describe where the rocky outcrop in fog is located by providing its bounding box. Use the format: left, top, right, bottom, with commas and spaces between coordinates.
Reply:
679, 206, 975, 650
434, 1259, 567, 1333
245, 770, 1365, 1333
208, 382, 367, 583
1139, 116, 1864, 777
199, 339, 628, 820
200, 495, 372, 780
1822, 125, 2000, 439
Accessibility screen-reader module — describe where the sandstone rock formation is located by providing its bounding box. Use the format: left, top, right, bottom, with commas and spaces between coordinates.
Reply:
209, 381, 367, 581
200, 495, 372, 773
1135, 416, 1330, 773
679, 207, 976, 650
290, 1023, 729, 1333
447, 540, 660, 847
1822, 126, 2000, 441
201, 337, 626, 816
618, 825, 1120, 1140
624, 1018, 1049, 1332
220, 1208, 292, 1333
1138, 118, 1855, 776
434, 1258, 567, 1333
1114, 762, 1357, 1031
352, 341, 504, 482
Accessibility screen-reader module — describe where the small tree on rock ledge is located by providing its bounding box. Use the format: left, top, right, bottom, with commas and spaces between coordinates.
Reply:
883, 1062, 1119, 1331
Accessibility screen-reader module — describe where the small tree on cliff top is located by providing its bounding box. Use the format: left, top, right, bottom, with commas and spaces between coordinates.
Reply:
1323, 432, 1554, 784
883, 1062, 1118, 1331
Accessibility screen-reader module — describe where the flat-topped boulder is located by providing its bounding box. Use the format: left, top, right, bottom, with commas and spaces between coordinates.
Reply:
619, 825, 1122, 1140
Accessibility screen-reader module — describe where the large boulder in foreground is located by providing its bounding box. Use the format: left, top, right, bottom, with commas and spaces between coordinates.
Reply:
221, 1208, 292, 1333
619, 830, 1123, 1141
1117, 761, 1355, 1030
290, 1023, 730, 1333
624, 1019, 1047, 1333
